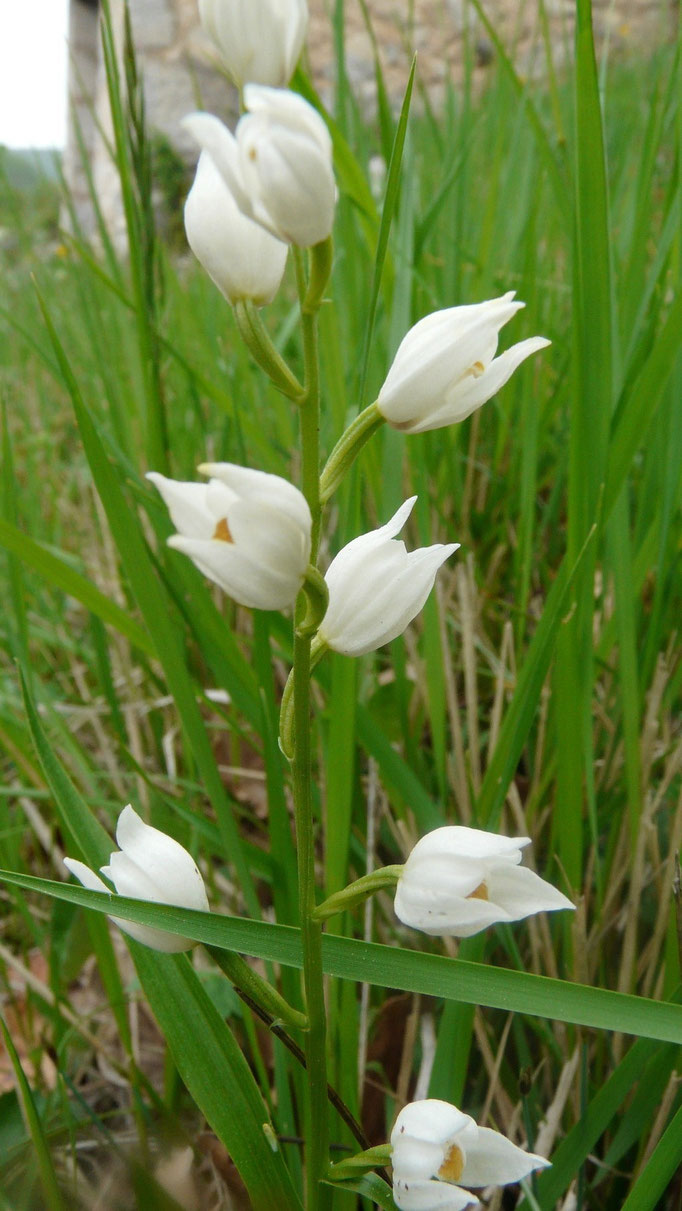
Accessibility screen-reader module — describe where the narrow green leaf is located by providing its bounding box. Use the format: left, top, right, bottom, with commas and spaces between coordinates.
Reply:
0, 517, 154, 656
18, 679, 301, 1210
357, 55, 416, 406
619, 1101, 682, 1211
324, 1172, 398, 1209
5, 872, 682, 1047
0, 1016, 67, 1211
133, 951, 302, 1211
517, 1035, 673, 1210
35, 289, 259, 916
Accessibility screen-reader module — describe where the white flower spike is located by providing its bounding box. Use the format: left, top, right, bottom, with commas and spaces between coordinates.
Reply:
318, 498, 458, 658
64, 805, 209, 954
377, 293, 550, 434
394, 826, 574, 938
199, 0, 308, 90
390, 1099, 550, 1210
184, 91, 335, 248
184, 151, 288, 306
147, 464, 311, 612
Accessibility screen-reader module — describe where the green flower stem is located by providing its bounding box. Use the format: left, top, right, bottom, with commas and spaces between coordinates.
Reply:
319, 401, 385, 503
312, 866, 404, 923
327, 1144, 393, 1182
231, 983, 372, 1155
305, 237, 334, 313
279, 638, 328, 761
297, 565, 329, 637
292, 246, 329, 1211
206, 945, 308, 1033
234, 299, 304, 401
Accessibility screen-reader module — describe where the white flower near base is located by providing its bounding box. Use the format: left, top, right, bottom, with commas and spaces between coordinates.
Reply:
184, 151, 288, 305
394, 826, 574, 938
391, 1099, 550, 1210
377, 294, 550, 434
147, 463, 312, 611
199, 0, 308, 89
64, 806, 209, 954
184, 90, 336, 249
317, 497, 458, 657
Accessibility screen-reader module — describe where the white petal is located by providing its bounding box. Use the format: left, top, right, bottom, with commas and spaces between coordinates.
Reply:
486, 863, 574, 920
392, 1101, 474, 1149
395, 884, 511, 937
393, 1178, 477, 1210
459, 1128, 550, 1187
244, 84, 331, 156
66, 854, 194, 953
426, 337, 551, 431
184, 154, 288, 305
146, 473, 215, 539
64, 858, 111, 895
199, 0, 308, 89
199, 463, 312, 536
110, 806, 210, 913
405, 827, 528, 865
182, 112, 252, 213
168, 534, 303, 609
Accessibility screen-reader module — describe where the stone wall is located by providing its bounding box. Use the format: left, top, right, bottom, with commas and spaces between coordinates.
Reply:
63, 0, 677, 240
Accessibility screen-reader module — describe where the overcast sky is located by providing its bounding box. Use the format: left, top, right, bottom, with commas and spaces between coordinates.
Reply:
0, 0, 69, 149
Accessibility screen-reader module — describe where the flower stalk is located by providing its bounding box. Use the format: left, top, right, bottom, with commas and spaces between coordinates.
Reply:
233, 299, 304, 399
206, 945, 308, 1033
312, 866, 403, 922
291, 244, 329, 1210
319, 400, 384, 503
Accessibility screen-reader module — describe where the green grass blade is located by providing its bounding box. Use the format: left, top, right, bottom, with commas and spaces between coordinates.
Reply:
619, 1101, 682, 1211
357, 55, 416, 406
0, 517, 154, 656
0, 1015, 67, 1211
17, 680, 301, 1210
36, 289, 259, 916
5, 872, 682, 1045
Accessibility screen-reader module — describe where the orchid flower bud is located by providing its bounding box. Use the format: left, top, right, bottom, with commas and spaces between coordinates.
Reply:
394, 826, 574, 938
184, 151, 288, 305
199, 0, 308, 89
147, 463, 312, 611
184, 98, 335, 248
377, 293, 550, 434
390, 1099, 550, 1210
64, 805, 209, 954
238, 86, 336, 246
317, 497, 458, 658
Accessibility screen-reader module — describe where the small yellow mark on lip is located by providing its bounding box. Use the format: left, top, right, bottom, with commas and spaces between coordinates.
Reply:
468, 881, 489, 901
439, 1143, 464, 1182
212, 517, 233, 543
471, 360, 485, 377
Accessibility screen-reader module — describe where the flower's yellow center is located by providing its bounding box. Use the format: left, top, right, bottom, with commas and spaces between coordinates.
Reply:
212, 518, 233, 543
468, 881, 489, 901
438, 1143, 465, 1183
470, 360, 485, 378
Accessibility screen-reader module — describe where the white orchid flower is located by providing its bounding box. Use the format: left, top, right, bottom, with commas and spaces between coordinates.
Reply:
64, 805, 209, 954
390, 1099, 550, 1210
184, 89, 336, 249
377, 294, 550, 434
147, 463, 312, 611
394, 826, 574, 938
184, 150, 288, 305
317, 497, 458, 658
198, 0, 308, 89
